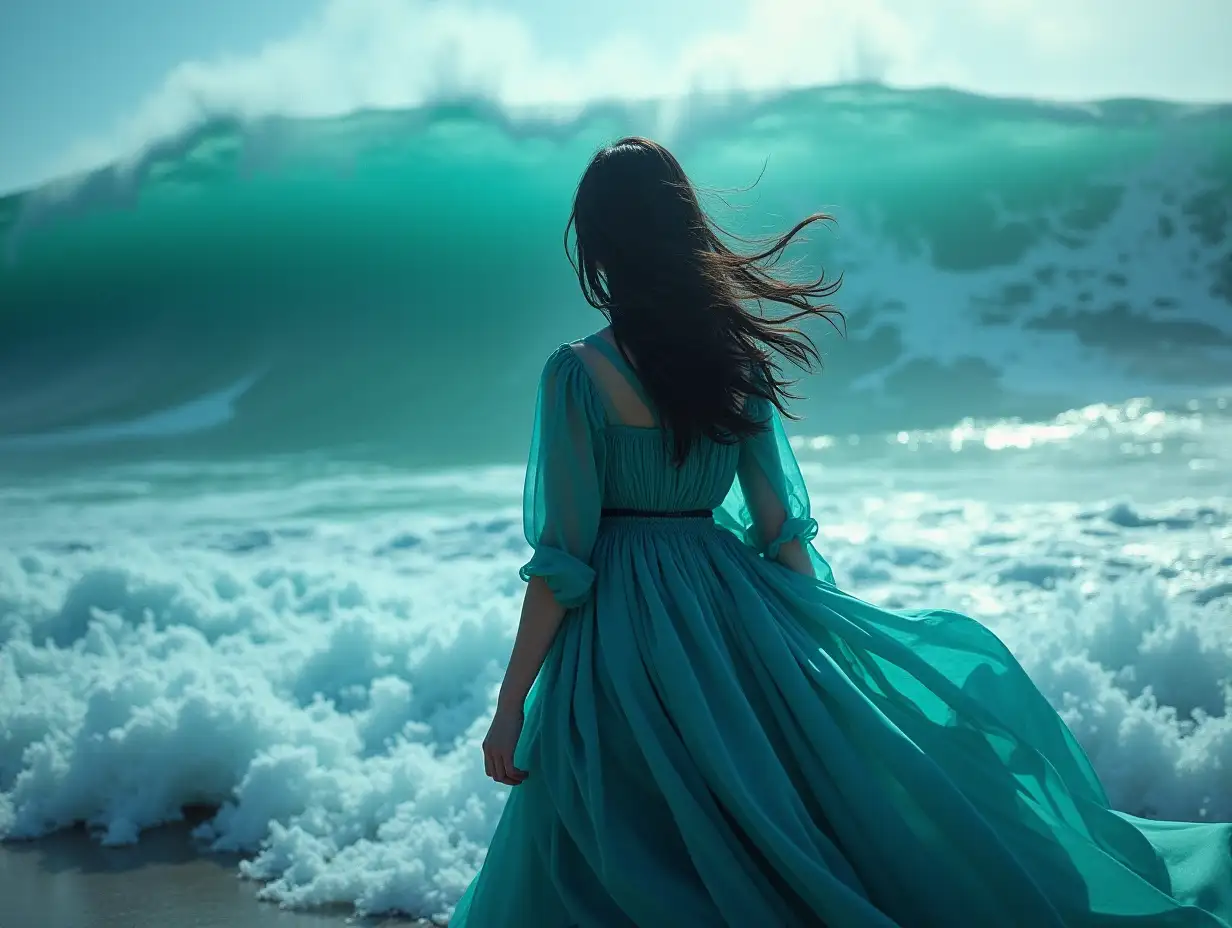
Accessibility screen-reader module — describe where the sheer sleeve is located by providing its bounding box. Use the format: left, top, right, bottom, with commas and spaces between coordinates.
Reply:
717, 393, 836, 586
518, 345, 607, 608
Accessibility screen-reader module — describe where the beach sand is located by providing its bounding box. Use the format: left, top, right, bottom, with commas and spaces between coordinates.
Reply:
0, 822, 435, 928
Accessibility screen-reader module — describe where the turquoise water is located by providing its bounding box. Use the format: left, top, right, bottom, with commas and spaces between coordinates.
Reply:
1, 84, 1229, 467
1, 84, 1231, 921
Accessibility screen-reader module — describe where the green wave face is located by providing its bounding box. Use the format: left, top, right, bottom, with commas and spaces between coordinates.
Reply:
1, 86, 1229, 467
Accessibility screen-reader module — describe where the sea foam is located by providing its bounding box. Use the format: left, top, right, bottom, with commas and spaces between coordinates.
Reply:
1, 422, 1229, 919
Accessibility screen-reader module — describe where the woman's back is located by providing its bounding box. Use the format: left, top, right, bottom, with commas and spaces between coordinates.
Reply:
521, 329, 833, 603
569, 330, 741, 513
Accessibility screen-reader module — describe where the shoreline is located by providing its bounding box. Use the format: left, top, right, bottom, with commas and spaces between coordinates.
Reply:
0, 815, 441, 928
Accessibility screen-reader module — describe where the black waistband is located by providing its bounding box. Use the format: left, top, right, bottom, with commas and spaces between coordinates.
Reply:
601, 508, 714, 519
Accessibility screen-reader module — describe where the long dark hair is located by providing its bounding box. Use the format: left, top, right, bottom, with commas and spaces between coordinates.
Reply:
566, 136, 844, 463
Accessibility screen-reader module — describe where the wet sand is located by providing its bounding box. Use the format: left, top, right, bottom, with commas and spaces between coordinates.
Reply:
0, 823, 436, 928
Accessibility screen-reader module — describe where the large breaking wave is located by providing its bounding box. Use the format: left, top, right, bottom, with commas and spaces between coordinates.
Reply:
1, 85, 1229, 467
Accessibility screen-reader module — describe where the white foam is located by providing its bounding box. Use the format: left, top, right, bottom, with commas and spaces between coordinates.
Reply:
13, 0, 1231, 195
831, 148, 1232, 403
0, 372, 262, 451
1, 421, 1229, 919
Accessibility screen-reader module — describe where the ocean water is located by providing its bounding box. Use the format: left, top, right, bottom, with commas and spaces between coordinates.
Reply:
1, 84, 1231, 922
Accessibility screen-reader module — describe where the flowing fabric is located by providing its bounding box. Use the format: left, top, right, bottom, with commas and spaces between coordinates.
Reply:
452, 337, 1232, 928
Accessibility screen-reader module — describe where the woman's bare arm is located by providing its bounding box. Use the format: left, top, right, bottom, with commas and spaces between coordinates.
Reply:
497, 576, 568, 711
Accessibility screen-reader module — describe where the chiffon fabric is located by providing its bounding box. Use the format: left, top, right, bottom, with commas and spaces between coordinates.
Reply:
451, 335, 1232, 927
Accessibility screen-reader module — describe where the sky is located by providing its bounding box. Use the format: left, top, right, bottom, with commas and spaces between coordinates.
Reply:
1, 0, 1229, 194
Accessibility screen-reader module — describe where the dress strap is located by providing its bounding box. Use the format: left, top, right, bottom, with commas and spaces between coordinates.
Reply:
584, 333, 658, 423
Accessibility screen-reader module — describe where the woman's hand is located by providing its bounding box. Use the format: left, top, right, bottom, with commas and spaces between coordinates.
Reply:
483, 705, 528, 786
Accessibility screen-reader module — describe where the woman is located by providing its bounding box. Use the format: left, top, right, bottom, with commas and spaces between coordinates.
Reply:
451, 138, 1232, 927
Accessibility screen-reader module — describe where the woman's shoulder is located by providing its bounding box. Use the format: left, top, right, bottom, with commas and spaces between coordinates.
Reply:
542, 341, 583, 373
559, 327, 611, 352
536, 336, 609, 419
544, 327, 612, 368
540, 336, 594, 386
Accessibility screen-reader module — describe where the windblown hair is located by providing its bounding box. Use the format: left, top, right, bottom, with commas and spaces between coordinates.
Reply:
565, 136, 844, 463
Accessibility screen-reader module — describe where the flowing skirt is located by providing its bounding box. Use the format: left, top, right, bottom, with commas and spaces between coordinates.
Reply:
452, 517, 1232, 927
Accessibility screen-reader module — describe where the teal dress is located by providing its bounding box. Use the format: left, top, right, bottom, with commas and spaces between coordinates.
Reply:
451, 335, 1232, 927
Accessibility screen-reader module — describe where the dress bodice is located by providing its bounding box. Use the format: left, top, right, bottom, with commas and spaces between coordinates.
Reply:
598, 426, 741, 513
